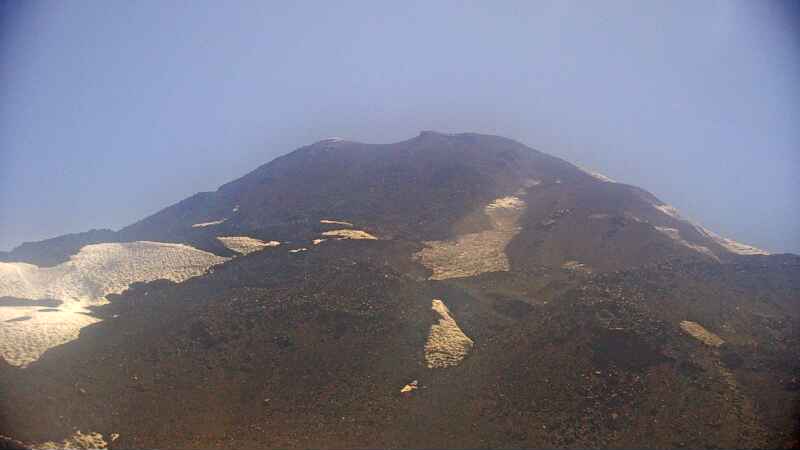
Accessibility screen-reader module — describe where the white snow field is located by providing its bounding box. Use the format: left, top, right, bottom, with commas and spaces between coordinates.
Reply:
653, 203, 768, 256
0, 241, 229, 367
414, 194, 527, 280
425, 299, 474, 368
217, 236, 280, 255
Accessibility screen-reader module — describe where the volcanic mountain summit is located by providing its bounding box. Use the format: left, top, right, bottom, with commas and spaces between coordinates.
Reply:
0, 132, 797, 449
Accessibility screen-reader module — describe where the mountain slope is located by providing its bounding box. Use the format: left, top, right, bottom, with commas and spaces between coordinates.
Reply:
0, 131, 794, 449
117, 131, 767, 269
3, 132, 766, 270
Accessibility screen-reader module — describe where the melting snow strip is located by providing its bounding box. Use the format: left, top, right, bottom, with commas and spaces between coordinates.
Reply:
577, 165, 616, 183
217, 236, 280, 255
321, 229, 377, 240
652, 203, 768, 255
655, 227, 719, 261
191, 219, 227, 228
320, 219, 354, 227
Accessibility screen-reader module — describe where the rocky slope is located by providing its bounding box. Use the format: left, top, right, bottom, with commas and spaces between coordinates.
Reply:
0, 132, 795, 449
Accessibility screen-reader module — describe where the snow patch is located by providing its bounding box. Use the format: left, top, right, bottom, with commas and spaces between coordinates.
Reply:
0, 241, 228, 367
36, 430, 109, 449
694, 223, 769, 256
0, 309, 100, 368
654, 204, 682, 220
624, 213, 645, 223
655, 227, 719, 261
486, 196, 526, 210
562, 260, 591, 273
680, 321, 724, 347
288, 248, 308, 253
578, 165, 615, 183
425, 299, 473, 368
415, 194, 526, 280
191, 219, 226, 228
653, 203, 768, 255
321, 229, 377, 240
523, 178, 542, 188
217, 236, 279, 255
0, 242, 226, 304
589, 171, 615, 183
320, 219, 353, 227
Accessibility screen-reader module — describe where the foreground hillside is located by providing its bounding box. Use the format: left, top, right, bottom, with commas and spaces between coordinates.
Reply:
2, 244, 797, 448
0, 132, 796, 448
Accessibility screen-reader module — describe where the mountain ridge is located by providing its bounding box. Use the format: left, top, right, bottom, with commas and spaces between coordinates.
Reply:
1, 132, 776, 268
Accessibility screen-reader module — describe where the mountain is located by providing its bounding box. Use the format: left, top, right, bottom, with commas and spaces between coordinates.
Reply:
0, 229, 118, 267
0, 132, 797, 449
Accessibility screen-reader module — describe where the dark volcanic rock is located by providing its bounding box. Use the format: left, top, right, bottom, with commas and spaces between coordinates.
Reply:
591, 328, 669, 371
0, 132, 797, 449
0, 436, 27, 450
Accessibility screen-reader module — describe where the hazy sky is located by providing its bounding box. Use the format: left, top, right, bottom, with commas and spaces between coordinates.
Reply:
1, 0, 798, 253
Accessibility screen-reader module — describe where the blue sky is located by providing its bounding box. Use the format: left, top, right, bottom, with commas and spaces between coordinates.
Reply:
1, 0, 798, 253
